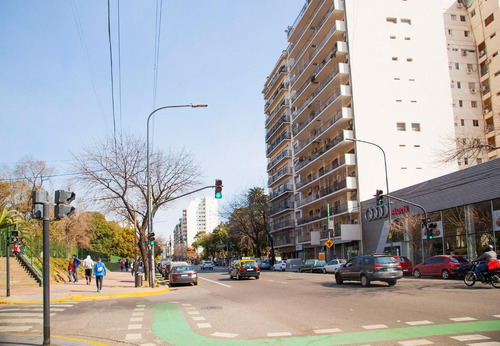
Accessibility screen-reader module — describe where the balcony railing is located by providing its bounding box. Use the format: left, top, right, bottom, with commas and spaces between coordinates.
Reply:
264, 82, 289, 112
296, 202, 354, 226
296, 179, 348, 208
274, 237, 295, 247
269, 186, 292, 201
270, 200, 293, 215
266, 132, 291, 156
263, 65, 287, 96
296, 155, 346, 189
268, 165, 293, 186
265, 99, 289, 126
266, 115, 290, 141
271, 218, 294, 232
295, 131, 346, 171
267, 150, 292, 171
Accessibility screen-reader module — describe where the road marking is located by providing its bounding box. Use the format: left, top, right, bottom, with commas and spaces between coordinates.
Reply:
493, 315, 500, 318
363, 324, 388, 330
132, 312, 144, 317
187, 311, 200, 315
267, 332, 292, 337
398, 340, 434, 345
197, 323, 212, 328
0, 325, 33, 332
198, 277, 232, 287
130, 317, 143, 322
0, 312, 56, 317
406, 321, 434, 326
450, 317, 477, 322
0, 307, 65, 312
0, 318, 42, 323
181, 303, 191, 306
212, 332, 237, 338
192, 316, 205, 321
125, 333, 141, 340
450, 334, 490, 341
128, 324, 142, 330
134, 307, 145, 311
314, 328, 342, 334
184, 307, 196, 310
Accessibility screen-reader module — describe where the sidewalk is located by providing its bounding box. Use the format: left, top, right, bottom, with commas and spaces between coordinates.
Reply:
0, 270, 169, 304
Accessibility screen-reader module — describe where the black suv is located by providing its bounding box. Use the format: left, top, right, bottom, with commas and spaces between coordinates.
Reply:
229, 259, 260, 280
335, 254, 403, 287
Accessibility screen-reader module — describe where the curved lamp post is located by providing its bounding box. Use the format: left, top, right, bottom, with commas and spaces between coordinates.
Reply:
146, 103, 207, 287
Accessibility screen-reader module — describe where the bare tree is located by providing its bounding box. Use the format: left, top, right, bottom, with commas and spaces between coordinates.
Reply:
74, 134, 202, 282
436, 129, 491, 166
389, 214, 423, 264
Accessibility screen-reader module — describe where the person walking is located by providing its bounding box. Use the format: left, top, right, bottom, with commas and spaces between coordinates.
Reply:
120, 259, 124, 272
93, 257, 107, 293
83, 255, 94, 285
72, 254, 82, 283
67, 259, 74, 283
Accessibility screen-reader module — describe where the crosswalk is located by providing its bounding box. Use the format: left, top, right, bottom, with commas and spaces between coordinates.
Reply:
0, 302, 78, 333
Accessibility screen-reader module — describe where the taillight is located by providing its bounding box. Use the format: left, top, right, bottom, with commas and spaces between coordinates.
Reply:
239, 267, 246, 271
396, 263, 402, 268
255, 266, 260, 270
172, 273, 181, 276
371, 264, 382, 270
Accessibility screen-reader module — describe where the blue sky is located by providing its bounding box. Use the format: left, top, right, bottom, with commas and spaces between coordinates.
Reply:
0, 1, 304, 238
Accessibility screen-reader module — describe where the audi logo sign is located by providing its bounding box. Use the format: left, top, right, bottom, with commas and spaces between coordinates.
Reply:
365, 205, 389, 221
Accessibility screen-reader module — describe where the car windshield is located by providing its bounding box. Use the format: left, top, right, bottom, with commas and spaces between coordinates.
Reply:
375, 257, 397, 264
450, 256, 468, 263
242, 261, 257, 268
173, 266, 193, 272
316, 260, 326, 266
304, 260, 315, 265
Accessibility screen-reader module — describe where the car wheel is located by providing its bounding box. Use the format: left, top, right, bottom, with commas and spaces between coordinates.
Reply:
256, 275, 260, 280
194, 281, 198, 286
237, 273, 241, 280
299, 268, 302, 273
322, 268, 326, 274
360, 274, 370, 287
413, 269, 421, 278
335, 273, 343, 284
441, 270, 450, 279
387, 279, 397, 286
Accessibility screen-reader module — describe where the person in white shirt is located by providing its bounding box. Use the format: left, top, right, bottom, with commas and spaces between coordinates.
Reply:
83, 255, 94, 285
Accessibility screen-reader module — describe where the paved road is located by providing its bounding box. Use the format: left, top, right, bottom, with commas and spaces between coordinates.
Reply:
1, 268, 499, 345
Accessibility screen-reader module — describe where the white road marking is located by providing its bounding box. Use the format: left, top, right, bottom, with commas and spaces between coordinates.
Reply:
192, 316, 206, 321
133, 312, 145, 317
212, 332, 238, 338
181, 303, 192, 306
493, 315, 500, 318
398, 340, 434, 345
314, 328, 342, 334
134, 308, 145, 311
197, 323, 212, 328
0, 326, 33, 332
130, 317, 143, 322
187, 311, 200, 315
0, 308, 65, 312
451, 334, 490, 342
450, 317, 477, 322
125, 333, 141, 340
184, 307, 196, 310
362, 324, 388, 330
198, 277, 232, 287
266, 280, 288, 284
267, 332, 292, 337
0, 318, 42, 323
406, 320, 434, 326
128, 324, 142, 330
0, 312, 56, 317
466, 342, 500, 346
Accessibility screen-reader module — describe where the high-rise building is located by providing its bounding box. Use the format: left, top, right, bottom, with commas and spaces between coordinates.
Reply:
176, 197, 219, 249
264, 0, 500, 260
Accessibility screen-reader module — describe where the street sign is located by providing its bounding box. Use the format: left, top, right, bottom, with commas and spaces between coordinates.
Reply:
325, 239, 334, 248
187, 248, 195, 254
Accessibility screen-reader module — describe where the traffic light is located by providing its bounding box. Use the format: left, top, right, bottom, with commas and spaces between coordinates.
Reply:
215, 179, 223, 199
149, 232, 155, 245
428, 222, 437, 239
10, 230, 19, 243
32, 190, 50, 219
375, 189, 384, 205
54, 190, 76, 219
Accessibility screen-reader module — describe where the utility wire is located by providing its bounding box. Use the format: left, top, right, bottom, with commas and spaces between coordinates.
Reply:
117, 0, 123, 143
107, 0, 118, 150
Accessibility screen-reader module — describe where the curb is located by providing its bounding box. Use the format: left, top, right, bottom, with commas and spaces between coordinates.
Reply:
0, 286, 169, 305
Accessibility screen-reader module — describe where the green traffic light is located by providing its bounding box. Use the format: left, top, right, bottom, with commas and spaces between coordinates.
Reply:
215, 191, 222, 199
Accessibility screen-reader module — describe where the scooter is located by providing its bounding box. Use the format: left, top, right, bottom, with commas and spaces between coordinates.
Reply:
463, 261, 500, 288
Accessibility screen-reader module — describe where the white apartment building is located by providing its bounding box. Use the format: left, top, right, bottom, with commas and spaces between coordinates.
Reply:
264, 0, 481, 260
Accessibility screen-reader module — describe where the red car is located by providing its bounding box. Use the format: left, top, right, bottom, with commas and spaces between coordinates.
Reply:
413, 255, 469, 279
394, 256, 413, 275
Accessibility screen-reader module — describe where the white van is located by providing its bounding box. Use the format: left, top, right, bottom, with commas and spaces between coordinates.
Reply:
285, 258, 303, 272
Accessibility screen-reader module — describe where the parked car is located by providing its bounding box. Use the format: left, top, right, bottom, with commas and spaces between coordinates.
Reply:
257, 260, 272, 270
299, 259, 326, 273
229, 259, 260, 280
394, 256, 413, 275
200, 261, 214, 270
273, 260, 286, 271
164, 261, 188, 278
285, 258, 303, 272
335, 254, 403, 287
413, 255, 469, 279
323, 259, 347, 274
169, 265, 198, 286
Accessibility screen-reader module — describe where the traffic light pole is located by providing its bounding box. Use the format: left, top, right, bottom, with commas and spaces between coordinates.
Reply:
42, 201, 50, 346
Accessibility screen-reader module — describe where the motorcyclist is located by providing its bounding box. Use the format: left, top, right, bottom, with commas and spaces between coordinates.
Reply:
475, 245, 496, 280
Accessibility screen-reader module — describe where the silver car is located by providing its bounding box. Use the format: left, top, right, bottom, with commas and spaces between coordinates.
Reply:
335, 255, 403, 287
323, 259, 347, 274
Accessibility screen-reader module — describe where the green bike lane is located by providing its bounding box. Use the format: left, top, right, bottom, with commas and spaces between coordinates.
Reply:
152, 302, 500, 345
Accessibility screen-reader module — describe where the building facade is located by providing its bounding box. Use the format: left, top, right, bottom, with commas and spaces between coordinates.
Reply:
264, 0, 500, 261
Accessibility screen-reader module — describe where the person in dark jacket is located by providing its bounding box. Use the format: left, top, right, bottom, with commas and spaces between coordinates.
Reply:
72, 254, 82, 283
475, 245, 496, 279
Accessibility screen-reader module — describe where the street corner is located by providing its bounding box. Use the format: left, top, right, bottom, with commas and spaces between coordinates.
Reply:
65, 285, 170, 302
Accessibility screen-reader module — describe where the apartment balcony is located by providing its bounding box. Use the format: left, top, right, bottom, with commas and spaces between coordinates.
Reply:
263, 64, 287, 98
266, 115, 290, 142
264, 82, 289, 113
296, 177, 357, 209
269, 186, 293, 202
270, 200, 294, 217
271, 218, 295, 233
265, 100, 289, 126
297, 200, 358, 227
268, 166, 293, 188
294, 104, 352, 151
297, 233, 311, 244
295, 153, 355, 190
295, 129, 354, 174
266, 131, 291, 156
274, 237, 295, 247
267, 149, 292, 172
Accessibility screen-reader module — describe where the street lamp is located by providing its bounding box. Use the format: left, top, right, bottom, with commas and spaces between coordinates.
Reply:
346, 138, 392, 254
146, 103, 207, 287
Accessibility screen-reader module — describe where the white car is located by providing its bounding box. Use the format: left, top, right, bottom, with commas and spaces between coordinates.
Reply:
200, 261, 214, 270
273, 260, 286, 271
323, 259, 347, 274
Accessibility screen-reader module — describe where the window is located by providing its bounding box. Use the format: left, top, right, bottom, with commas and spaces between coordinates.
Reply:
392, 57, 398, 61
455, 63, 460, 70
401, 18, 411, 25
411, 123, 420, 132
407, 58, 413, 62
390, 35, 396, 39
459, 100, 463, 107
460, 15, 466, 22
471, 101, 477, 108
404, 37, 411, 40
386, 17, 397, 23
468, 82, 475, 89
414, 144, 420, 147
473, 120, 479, 127
461, 119, 465, 126
471, 9, 476, 17
464, 31, 470, 37
464, 158, 469, 165
451, 14, 457, 21
394, 77, 400, 80
485, 14, 494, 27
448, 29, 453, 36
467, 63, 473, 70
457, 81, 462, 89
397, 123, 406, 131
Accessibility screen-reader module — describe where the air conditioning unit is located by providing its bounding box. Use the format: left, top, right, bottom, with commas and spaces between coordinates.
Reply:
461, 50, 467, 56
470, 88, 476, 93
467, 68, 473, 73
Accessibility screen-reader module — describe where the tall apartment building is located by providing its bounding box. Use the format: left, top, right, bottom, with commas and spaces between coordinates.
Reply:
264, 0, 475, 260
173, 197, 219, 250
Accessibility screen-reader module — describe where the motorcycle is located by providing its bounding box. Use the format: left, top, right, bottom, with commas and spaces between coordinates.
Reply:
463, 261, 500, 288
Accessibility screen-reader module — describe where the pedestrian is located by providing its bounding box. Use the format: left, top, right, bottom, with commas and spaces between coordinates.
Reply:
83, 255, 94, 285
72, 254, 82, 283
93, 257, 107, 293
67, 259, 74, 283
124, 259, 129, 271
20, 237, 27, 254
120, 259, 124, 272
12, 243, 21, 256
